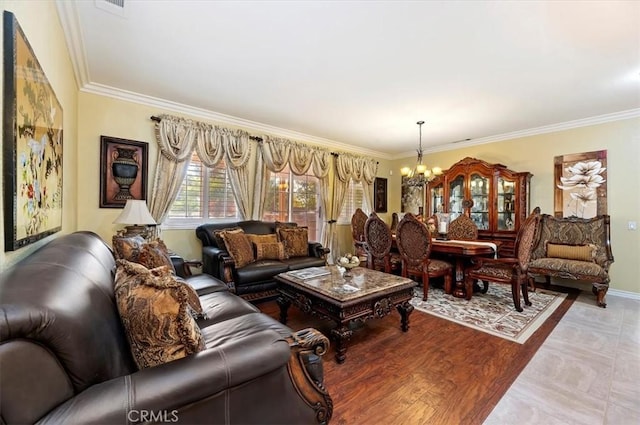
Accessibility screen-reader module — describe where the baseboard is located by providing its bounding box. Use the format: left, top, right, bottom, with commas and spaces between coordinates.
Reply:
607, 288, 640, 300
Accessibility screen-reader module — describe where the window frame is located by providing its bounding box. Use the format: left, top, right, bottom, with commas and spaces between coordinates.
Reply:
163, 153, 240, 229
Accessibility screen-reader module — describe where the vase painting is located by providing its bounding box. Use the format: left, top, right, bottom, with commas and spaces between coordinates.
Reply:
100, 136, 148, 208
111, 147, 140, 200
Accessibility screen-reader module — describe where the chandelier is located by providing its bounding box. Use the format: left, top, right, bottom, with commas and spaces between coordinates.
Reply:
401, 121, 442, 187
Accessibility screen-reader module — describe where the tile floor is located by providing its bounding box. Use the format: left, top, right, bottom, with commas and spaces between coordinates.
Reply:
484, 292, 640, 425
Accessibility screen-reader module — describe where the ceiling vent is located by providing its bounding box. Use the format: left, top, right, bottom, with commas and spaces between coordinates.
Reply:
95, 0, 127, 18
104, 0, 124, 7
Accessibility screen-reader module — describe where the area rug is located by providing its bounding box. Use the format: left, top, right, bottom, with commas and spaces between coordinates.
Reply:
410, 284, 567, 344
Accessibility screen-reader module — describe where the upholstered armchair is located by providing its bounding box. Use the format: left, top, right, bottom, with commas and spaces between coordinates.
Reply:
464, 207, 541, 312
395, 213, 453, 301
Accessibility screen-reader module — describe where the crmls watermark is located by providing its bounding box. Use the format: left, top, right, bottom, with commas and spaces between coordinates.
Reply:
127, 409, 179, 423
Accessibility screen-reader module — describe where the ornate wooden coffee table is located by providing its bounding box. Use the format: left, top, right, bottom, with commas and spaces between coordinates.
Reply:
275, 266, 416, 364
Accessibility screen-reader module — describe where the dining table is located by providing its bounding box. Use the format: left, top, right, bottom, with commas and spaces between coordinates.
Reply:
429, 239, 500, 298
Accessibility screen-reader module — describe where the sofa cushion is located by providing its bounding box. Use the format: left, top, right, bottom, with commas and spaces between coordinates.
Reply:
234, 260, 290, 285
278, 227, 309, 258
255, 242, 287, 261
546, 242, 596, 262
528, 258, 609, 280
221, 229, 255, 268
283, 256, 326, 270
114, 260, 205, 369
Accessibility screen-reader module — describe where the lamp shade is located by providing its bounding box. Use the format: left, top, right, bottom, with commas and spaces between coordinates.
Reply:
113, 200, 156, 225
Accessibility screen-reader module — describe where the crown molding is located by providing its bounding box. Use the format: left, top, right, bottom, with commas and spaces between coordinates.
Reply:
55, 0, 89, 88
394, 108, 640, 159
81, 83, 388, 158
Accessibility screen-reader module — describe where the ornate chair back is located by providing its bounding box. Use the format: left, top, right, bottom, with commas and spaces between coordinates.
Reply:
363, 212, 394, 273
515, 207, 542, 270
395, 213, 432, 270
448, 214, 478, 240
465, 207, 541, 311
396, 213, 452, 300
351, 208, 368, 258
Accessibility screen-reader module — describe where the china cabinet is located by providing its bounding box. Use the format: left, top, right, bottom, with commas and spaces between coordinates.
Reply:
427, 157, 532, 256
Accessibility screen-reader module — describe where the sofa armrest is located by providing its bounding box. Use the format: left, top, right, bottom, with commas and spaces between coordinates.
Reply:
38, 330, 303, 424
308, 242, 330, 259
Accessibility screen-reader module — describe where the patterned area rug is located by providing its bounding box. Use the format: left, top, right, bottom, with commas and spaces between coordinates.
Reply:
410, 284, 567, 344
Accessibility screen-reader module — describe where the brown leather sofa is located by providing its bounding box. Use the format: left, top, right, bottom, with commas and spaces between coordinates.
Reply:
0, 231, 332, 424
196, 221, 328, 302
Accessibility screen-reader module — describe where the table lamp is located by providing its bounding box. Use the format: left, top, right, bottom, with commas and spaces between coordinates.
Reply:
113, 199, 156, 238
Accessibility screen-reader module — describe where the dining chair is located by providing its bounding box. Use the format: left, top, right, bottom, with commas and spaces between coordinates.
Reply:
448, 214, 478, 240
351, 208, 368, 259
395, 213, 453, 301
463, 207, 542, 312
363, 212, 401, 273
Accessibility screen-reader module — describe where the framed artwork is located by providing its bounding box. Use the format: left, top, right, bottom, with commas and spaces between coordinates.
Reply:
374, 177, 387, 213
554, 150, 607, 218
99, 136, 148, 208
401, 177, 424, 215
3, 12, 63, 251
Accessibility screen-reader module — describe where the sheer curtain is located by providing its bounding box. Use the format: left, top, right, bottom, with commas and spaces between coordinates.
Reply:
254, 136, 331, 242
326, 153, 378, 261
149, 115, 199, 223
150, 115, 253, 222
197, 126, 253, 219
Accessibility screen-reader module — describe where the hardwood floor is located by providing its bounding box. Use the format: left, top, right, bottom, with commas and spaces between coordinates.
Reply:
258, 287, 578, 425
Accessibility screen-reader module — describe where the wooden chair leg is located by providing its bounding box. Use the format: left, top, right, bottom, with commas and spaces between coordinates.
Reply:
511, 281, 523, 312
422, 275, 429, 301
522, 279, 531, 306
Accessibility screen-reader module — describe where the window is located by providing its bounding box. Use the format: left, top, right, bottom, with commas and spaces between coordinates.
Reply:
165, 152, 240, 228
337, 180, 365, 224
262, 165, 322, 241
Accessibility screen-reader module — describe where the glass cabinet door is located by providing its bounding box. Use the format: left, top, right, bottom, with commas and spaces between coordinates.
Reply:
469, 173, 490, 230
448, 175, 464, 220
497, 177, 516, 230
429, 183, 444, 215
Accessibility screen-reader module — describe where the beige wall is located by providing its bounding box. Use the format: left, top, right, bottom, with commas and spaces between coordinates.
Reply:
3, 1, 637, 297
390, 118, 640, 295
0, 1, 78, 270
76, 92, 393, 262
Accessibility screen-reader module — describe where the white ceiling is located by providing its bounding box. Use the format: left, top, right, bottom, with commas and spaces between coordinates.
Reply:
57, 0, 640, 158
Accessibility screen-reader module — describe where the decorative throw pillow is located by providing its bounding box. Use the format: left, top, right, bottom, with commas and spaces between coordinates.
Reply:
213, 227, 242, 250
220, 229, 255, 268
278, 227, 309, 258
114, 260, 205, 369
255, 242, 287, 260
546, 242, 596, 262
246, 233, 278, 246
275, 221, 297, 241
137, 239, 176, 273
112, 235, 146, 262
